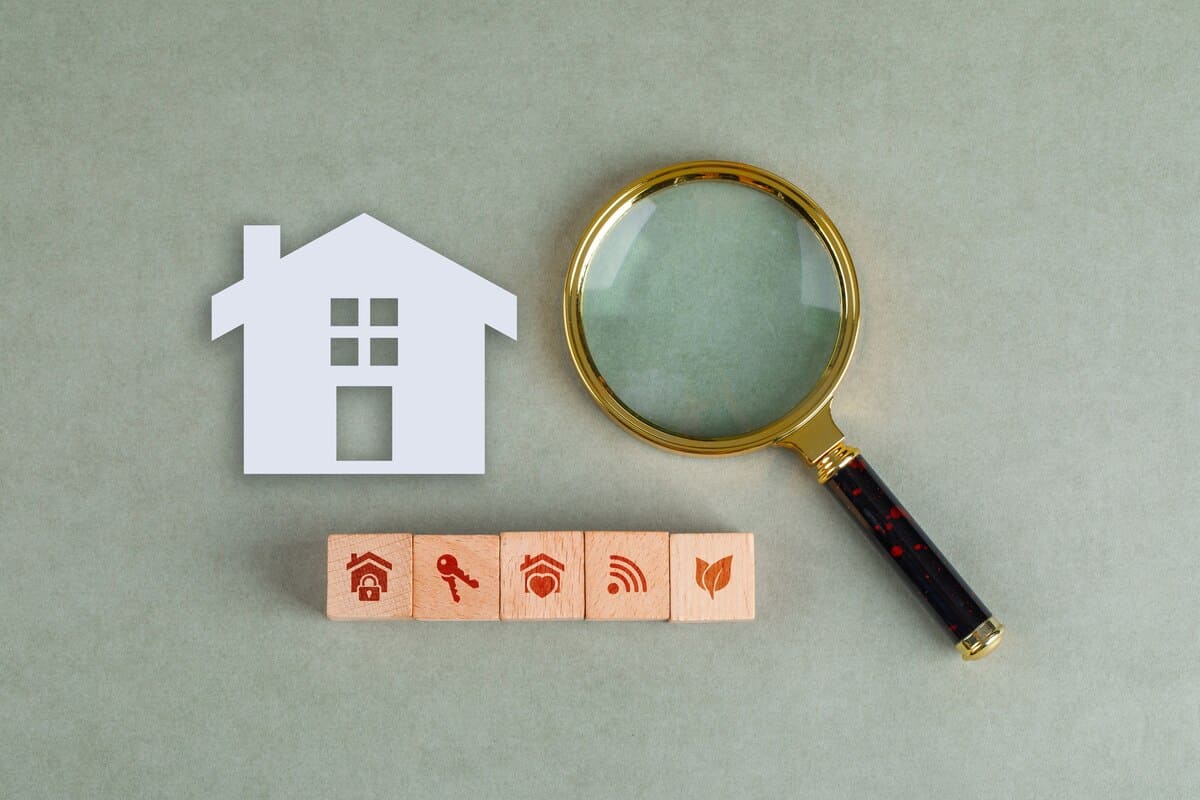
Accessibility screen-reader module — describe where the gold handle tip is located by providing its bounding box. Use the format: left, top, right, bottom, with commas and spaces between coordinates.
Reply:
957, 617, 1005, 661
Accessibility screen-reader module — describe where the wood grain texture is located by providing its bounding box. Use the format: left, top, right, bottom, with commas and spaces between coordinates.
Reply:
412, 534, 499, 620
499, 531, 584, 620
584, 531, 670, 620
327, 533, 413, 620
669, 533, 754, 622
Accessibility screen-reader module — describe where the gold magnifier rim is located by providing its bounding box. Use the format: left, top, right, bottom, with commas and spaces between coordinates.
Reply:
563, 160, 860, 456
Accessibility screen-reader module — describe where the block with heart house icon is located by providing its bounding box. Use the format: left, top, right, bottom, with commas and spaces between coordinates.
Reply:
499, 531, 584, 620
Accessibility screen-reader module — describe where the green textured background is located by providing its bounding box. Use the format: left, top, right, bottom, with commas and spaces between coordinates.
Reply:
2, 3, 1197, 798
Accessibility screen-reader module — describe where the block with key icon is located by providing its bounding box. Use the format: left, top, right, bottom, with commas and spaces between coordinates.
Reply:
412, 534, 500, 620
500, 531, 584, 620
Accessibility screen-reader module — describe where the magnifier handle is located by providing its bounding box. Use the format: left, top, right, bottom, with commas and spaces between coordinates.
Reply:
825, 455, 1004, 660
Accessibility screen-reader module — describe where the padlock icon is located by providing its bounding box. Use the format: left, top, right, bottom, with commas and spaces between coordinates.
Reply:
357, 574, 381, 601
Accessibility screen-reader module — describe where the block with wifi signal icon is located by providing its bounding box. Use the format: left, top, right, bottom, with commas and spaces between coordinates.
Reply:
584, 531, 670, 620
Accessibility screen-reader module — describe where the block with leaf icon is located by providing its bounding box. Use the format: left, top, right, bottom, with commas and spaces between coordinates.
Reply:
669, 533, 755, 622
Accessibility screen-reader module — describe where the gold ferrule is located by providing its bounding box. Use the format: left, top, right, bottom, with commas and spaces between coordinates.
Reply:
956, 617, 1005, 660
813, 442, 860, 484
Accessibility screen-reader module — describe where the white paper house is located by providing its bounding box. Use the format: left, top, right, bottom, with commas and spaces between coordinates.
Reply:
211, 214, 516, 474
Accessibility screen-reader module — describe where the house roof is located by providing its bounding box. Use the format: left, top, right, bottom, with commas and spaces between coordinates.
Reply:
212, 213, 517, 340
347, 552, 393, 571
519, 553, 564, 572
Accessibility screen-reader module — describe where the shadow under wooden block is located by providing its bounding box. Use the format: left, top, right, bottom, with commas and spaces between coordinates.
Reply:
584, 531, 670, 620
327, 533, 413, 620
413, 534, 500, 620
500, 531, 584, 620
669, 533, 755, 622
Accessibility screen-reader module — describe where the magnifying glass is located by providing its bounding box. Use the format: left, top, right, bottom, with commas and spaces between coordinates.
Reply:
563, 161, 1003, 660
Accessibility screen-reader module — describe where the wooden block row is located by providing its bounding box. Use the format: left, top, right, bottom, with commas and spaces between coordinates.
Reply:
327, 531, 754, 622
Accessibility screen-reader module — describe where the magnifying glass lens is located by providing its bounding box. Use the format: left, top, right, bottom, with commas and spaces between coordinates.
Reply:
580, 179, 842, 438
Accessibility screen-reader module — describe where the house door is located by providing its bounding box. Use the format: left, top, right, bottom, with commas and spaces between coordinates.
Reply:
336, 386, 393, 461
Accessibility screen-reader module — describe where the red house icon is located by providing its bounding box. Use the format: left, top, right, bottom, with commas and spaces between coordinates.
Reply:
347, 552, 392, 601
520, 552, 564, 598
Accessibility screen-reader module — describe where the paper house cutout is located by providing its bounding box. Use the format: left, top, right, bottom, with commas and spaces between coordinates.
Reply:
212, 214, 517, 474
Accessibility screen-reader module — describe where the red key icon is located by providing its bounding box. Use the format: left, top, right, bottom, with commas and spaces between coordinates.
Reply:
436, 554, 479, 603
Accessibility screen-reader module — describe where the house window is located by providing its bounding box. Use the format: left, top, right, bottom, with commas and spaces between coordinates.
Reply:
370, 298, 398, 326
331, 298, 358, 325
330, 297, 400, 367
330, 338, 358, 366
370, 338, 398, 366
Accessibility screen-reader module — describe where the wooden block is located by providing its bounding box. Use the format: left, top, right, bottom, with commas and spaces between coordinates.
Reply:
500, 531, 584, 620
412, 534, 500, 620
669, 533, 755, 622
584, 531, 670, 620
327, 533, 413, 620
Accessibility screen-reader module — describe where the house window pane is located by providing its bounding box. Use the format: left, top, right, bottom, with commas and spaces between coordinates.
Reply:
370, 337, 398, 366
331, 298, 358, 326
370, 298, 398, 326
331, 337, 358, 366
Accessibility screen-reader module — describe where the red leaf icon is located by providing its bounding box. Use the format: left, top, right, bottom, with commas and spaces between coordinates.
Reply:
695, 555, 733, 598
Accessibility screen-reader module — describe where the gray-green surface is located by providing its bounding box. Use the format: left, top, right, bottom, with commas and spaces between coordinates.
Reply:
2, 3, 1197, 798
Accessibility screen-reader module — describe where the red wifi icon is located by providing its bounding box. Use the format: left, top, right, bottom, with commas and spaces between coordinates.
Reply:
607, 555, 648, 595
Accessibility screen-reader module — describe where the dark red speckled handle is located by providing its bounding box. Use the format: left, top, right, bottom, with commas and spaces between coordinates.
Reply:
826, 455, 994, 645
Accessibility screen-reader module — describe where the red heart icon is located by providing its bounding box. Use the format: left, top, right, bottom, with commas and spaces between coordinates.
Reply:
528, 575, 556, 598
